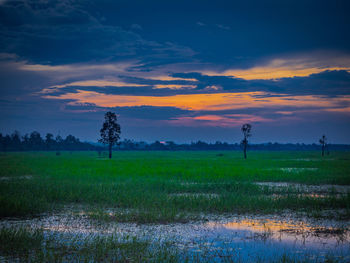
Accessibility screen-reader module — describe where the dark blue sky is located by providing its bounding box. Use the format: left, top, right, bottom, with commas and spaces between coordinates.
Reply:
1, 0, 350, 143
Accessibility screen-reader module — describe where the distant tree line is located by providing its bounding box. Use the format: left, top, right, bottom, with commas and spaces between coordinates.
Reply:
0, 131, 101, 151
117, 140, 349, 151
1, 131, 349, 152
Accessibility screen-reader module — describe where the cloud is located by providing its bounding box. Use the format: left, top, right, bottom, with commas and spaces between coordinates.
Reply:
1, 21, 350, 139
216, 24, 230, 30
4, 51, 350, 100
153, 84, 196, 90
2, 57, 201, 96
43, 90, 350, 113
0, 0, 196, 65
275, 70, 350, 96
170, 114, 273, 127
147, 75, 198, 82
16, 60, 140, 84
201, 52, 350, 80
49, 79, 148, 89
130, 23, 142, 30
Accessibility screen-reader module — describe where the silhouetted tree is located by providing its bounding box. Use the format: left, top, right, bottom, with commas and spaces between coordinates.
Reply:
0, 133, 4, 151
29, 131, 43, 151
166, 141, 176, 150
55, 135, 63, 153
11, 131, 21, 150
22, 134, 30, 150
121, 139, 136, 150
3, 135, 11, 151
241, 123, 252, 159
319, 135, 327, 157
64, 135, 80, 150
99, 112, 121, 159
45, 133, 55, 150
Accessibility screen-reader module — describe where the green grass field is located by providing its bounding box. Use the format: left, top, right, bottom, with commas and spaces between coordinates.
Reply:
1, 151, 349, 220
1, 151, 350, 262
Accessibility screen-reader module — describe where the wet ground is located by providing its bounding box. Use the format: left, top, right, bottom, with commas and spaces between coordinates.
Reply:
1, 209, 349, 262
255, 182, 350, 194
1, 177, 349, 261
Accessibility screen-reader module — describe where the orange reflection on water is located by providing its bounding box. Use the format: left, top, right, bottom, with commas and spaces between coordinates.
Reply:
212, 219, 311, 233
207, 218, 349, 244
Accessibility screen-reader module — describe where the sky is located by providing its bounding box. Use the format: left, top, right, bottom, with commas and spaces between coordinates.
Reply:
0, 0, 350, 143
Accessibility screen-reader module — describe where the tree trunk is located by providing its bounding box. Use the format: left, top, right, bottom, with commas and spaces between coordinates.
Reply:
109, 143, 112, 159
321, 145, 324, 157
243, 143, 247, 159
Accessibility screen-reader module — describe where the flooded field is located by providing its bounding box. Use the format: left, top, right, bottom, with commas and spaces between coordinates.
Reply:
1, 151, 350, 262
1, 209, 349, 262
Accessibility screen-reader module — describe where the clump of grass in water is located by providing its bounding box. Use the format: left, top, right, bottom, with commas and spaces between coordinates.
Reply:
0, 226, 180, 262
0, 227, 43, 259
88, 208, 198, 224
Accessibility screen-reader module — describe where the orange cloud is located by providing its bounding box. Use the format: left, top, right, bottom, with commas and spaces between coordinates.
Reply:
12, 52, 350, 83
171, 114, 274, 127
201, 55, 350, 80
193, 115, 224, 121
275, 111, 294, 115
43, 90, 350, 112
203, 66, 350, 80
324, 107, 350, 113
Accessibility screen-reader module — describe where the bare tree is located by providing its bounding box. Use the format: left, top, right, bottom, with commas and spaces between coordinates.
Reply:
241, 123, 252, 159
319, 135, 327, 157
99, 112, 121, 159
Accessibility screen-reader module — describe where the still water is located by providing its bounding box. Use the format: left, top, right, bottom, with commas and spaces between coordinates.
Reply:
1, 212, 349, 262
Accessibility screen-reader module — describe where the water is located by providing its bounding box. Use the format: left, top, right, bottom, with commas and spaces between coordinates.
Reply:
197, 217, 350, 262
255, 182, 350, 194
1, 211, 349, 262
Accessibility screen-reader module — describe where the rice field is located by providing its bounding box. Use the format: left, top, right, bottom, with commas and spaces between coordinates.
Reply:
0, 151, 349, 262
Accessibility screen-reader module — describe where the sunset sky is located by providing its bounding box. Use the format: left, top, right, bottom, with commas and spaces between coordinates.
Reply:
1, 0, 350, 143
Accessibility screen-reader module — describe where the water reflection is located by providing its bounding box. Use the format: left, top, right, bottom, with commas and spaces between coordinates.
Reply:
195, 217, 350, 262
1, 213, 349, 262
255, 182, 350, 194
207, 218, 349, 245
